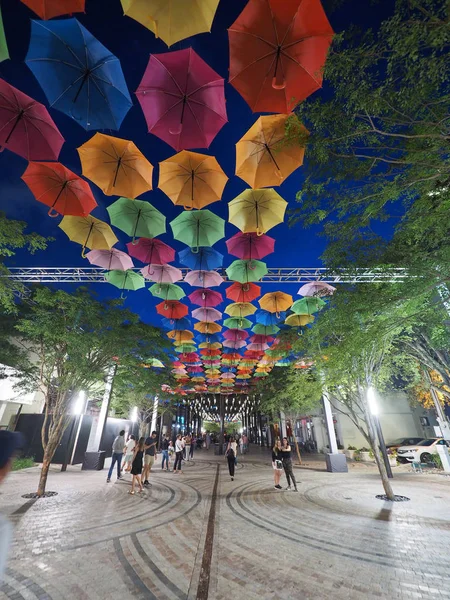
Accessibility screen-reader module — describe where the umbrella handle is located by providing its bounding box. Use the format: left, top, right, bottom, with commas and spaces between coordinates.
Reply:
184, 204, 194, 211
169, 123, 183, 135
256, 228, 264, 237
120, 292, 127, 300
272, 76, 286, 90
191, 246, 199, 254
47, 207, 60, 218
81, 246, 87, 258
243, 284, 250, 292
248, 261, 256, 270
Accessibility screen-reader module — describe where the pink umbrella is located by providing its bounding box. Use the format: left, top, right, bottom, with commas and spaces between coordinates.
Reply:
184, 270, 224, 288
248, 343, 269, 352
127, 238, 175, 265
188, 288, 223, 307
141, 263, 183, 283
223, 340, 247, 349
136, 48, 227, 151
298, 282, 336, 297
187, 366, 204, 373
249, 334, 274, 344
0, 78, 64, 160
180, 353, 200, 362
226, 232, 275, 260
221, 372, 236, 379
192, 307, 222, 322
86, 248, 133, 271
223, 329, 249, 341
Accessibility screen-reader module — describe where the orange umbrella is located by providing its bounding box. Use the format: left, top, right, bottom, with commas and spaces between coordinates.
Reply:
259, 292, 293, 317
167, 330, 194, 342
236, 115, 308, 188
77, 133, 153, 198
159, 150, 228, 210
20, 0, 85, 19
194, 321, 222, 334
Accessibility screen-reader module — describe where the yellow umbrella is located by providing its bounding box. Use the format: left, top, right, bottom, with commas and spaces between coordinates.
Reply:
236, 115, 308, 189
59, 215, 118, 257
159, 150, 228, 210
194, 321, 222, 334
77, 133, 153, 198
259, 292, 293, 316
285, 314, 315, 327
199, 342, 222, 349
121, 0, 220, 46
167, 330, 194, 342
224, 302, 256, 318
229, 189, 287, 235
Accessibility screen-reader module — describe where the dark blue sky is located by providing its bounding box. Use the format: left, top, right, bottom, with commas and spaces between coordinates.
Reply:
0, 0, 389, 325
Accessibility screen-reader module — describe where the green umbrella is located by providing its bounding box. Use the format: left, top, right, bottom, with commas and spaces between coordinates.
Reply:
291, 297, 326, 315
265, 348, 289, 358
170, 209, 225, 249
107, 197, 166, 242
0, 6, 9, 62
275, 361, 291, 367
105, 269, 145, 298
149, 283, 185, 301
174, 344, 197, 353
251, 323, 280, 335
253, 372, 269, 377
144, 358, 165, 368
223, 317, 252, 329
226, 259, 268, 284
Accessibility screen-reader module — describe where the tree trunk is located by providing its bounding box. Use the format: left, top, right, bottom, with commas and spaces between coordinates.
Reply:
293, 437, 302, 465
36, 454, 51, 497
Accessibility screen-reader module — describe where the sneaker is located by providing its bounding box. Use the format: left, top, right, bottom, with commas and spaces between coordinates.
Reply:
275, 485, 282, 490
285, 486, 291, 491
143, 480, 149, 486
106, 479, 111, 483
117, 476, 124, 480
231, 477, 234, 481
292, 488, 299, 492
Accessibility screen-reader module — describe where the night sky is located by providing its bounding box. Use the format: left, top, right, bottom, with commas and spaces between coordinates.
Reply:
0, 0, 390, 326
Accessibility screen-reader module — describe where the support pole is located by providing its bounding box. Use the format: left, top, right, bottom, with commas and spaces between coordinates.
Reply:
87, 364, 116, 452
218, 395, 225, 455
323, 392, 348, 473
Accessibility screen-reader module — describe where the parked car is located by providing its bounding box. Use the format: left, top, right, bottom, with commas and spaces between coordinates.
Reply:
396, 438, 450, 463
386, 437, 424, 450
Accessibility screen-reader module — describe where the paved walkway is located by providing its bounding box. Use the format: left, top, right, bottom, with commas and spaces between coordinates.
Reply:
1, 448, 450, 599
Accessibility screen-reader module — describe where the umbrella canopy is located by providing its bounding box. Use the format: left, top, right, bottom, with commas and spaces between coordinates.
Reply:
136, 48, 227, 151
26, 18, 132, 130
255, 310, 285, 326
229, 188, 287, 235
167, 330, 194, 342
184, 270, 224, 289
86, 248, 133, 271
121, 0, 220, 46
224, 303, 256, 318
59, 215, 117, 257
291, 297, 326, 315
223, 317, 252, 329
189, 289, 223, 308
157, 301, 188, 320
159, 150, 228, 210
141, 264, 183, 284
20, 0, 84, 19
196, 333, 221, 344
105, 269, 145, 297
149, 283, 185, 301
194, 322, 222, 334
226, 260, 268, 284
223, 329, 249, 341
21, 161, 97, 217
192, 307, 222, 322
226, 282, 261, 303
0, 78, 64, 161
259, 291, 293, 315
223, 340, 246, 350
228, 0, 334, 113
77, 133, 153, 197
285, 314, 315, 327
236, 114, 308, 188
127, 238, 175, 265
163, 316, 191, 330
107, 197, 165, 242
298, 282, 337, 297
226, 232, 275, 261
179, 247, 223, 271
170, 209, 225, 249
143, 358, 165, 368
252, 323, 280, 335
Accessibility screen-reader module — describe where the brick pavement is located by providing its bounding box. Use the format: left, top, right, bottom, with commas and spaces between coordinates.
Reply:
1, 448, 450, 599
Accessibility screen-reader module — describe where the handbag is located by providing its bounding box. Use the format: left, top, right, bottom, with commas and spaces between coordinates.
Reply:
275, 459, 283, 470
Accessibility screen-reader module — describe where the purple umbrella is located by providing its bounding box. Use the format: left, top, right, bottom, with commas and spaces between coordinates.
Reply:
86, 248, 133, 271
192, 307, 222, 322
141, 264, 183, 283
184, 270, 224, 288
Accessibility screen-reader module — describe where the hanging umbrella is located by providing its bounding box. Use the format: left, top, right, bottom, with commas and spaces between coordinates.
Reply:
224, 303, 256, 318
149, 283, 185, 301
236, 114, 308, 188
194, 322, 222, 334
170, 210, 225, 249
255, 310, 285, 326
157, 301, 189, 320
179, 247, 223, 272
86, 248, 133, 272
136, 48, 227, 151
143, 358, 165, 368
185, 270, 224, 289
127, 238, 175, 266
226, 282, 261, 303
192, 307, 222, 322
196, 333, 221, 344
229, 189, 287, 235
226, 260, 268, 284
189, 289, 223, 308
159, 151, 228, 210
167, 330, 194, 342
298, 281, 336, 297
291, 297, 326, 315
20, 0, 85, 19
26, 19, 132, 131
22, 161, 97, 218
259, 292, 293, 316
228, 0, 334, 113
0, 5, 8, 62
141, 264, 183, 284
223, 340, 247, 350
77, 133, 153, 197
252, 323, 280, 335
105, 269, 145, 298
223, 317, 252, 329
250, 334, 274, 344
199, 342, 222, 350
0, 78, 64, 161
223, 329, 249, 341
107, 197, 165, 242
59, 215, 117, 257
285, 314, 315, 327
175, 344, 197, 353
162, 316, 191, 330
226, 232, 275, 261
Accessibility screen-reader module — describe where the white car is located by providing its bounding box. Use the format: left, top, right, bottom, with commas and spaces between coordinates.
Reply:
396, 438, 450, 463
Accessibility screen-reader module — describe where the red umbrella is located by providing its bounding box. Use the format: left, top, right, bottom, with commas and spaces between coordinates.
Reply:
226, 282, 261, 303
127, 238, 175, 265
19, 0, 85, 19
136, 48, 227, 151
0, 79, 64, 160
21, 161, 97, 217
228, 0, 334, 113
200, 349, 221, 357
156, 301, 189, 320
226, 232, 275, 260
249, 334, 274, 344
188, 288, 223, 307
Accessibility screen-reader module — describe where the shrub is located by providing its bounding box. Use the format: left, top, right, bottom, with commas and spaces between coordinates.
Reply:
347, 445, 357, 451
11, 457, 35, 471
432, 452, 443, 470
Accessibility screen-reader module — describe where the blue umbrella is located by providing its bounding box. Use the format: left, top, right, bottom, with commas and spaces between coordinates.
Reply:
255, 309, 286, 326
195, 333, 221, 344
178, 247, 223, 271
26, 19, 132, 131
161, 317, 192, 330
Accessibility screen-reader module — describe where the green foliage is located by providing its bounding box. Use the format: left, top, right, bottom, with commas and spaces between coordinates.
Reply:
11, 456, 35, 471
432, 452, 443, 469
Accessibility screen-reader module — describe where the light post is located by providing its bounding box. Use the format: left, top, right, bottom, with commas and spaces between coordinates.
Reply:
367, 387, 393, 479
61, 391, 86, 472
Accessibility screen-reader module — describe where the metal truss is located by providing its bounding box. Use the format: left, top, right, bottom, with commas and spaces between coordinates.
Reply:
4, 267, 408, 284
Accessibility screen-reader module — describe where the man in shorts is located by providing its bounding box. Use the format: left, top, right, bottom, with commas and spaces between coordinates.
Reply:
143, 431, 158, 486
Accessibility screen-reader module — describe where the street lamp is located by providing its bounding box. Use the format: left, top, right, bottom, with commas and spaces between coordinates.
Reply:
367, 386, 393, 479
62, 391, 87, 472
130, 406, 138, 422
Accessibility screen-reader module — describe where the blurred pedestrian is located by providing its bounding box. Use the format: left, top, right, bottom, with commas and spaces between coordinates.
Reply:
122, 434, 136, 473
189, 435, 195, 460
160, 434, 170, 471
129, 437, 145, 495
281, 437, 298, 492
143, 431, 158, 486
226, 436, 237, 481
107, 429, 125, 483
272, 439, 283, 490
184, 433, 192, 461
173, 434, 184, 473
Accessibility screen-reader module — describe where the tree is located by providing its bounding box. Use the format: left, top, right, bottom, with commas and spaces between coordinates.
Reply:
13, 287, 168, 496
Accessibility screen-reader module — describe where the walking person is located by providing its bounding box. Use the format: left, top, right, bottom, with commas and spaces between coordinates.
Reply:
281, 437, 298, 492
225, 436, 237, 481
189, 435, 195, 460
107, 429, 125, 483
160, 434, 170, 471
122, 434, 136, 473
272, 439, 283, 490
142, 431, 158, 486
173, 434, 184, 473
129, 437, 145, 495
168, 439, 175, 470
205, 432, 211, 450
184, 433, 192, 461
